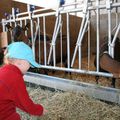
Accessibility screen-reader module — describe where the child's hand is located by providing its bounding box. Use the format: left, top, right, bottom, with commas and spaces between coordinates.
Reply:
43, 109, 48, 115
36, 96, 45, 100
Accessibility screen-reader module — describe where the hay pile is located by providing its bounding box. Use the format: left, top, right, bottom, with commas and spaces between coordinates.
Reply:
18, 87, 120, 120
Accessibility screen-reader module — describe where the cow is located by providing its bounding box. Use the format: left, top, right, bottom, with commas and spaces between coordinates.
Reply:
3, 23, 76, 74
94, 35, 120, 88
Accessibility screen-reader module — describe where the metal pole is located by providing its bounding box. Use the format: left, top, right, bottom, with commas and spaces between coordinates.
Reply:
66, 13, 70, 68
96, 0, 100, 72
87, 11, 91, 70
106, 0, 112, 55
111, 22, 120, 58
43, 16, 47, 66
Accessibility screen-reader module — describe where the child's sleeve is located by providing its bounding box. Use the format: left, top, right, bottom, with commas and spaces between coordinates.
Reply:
14, 77, 44, 116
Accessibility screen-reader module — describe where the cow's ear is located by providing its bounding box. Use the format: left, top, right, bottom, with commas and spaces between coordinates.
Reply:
23, 22, 30, 31
5, 23, 13, 31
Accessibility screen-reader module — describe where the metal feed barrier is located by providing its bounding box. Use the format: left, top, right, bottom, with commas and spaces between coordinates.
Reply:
1, 0, 120, 104
2, 0, 120, 78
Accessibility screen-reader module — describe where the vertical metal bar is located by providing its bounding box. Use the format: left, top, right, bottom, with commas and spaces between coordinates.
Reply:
106, 0, 112, 55
37, 17, 41, 64
35, 17, 40, 62
12, 8, 17, 27
43, 16, 47, 66
111, 23, 120, 58
87, 11, 91, 70
111, 0, 118, 58
27, 4, 35, 57
30, 19, 35, 56
67, 13, 70, 68
96, 0, 100, 72
60, 17, 63, 67
24, 19, 27, 36
34, 20, 40, 43
78, 45, 82, 69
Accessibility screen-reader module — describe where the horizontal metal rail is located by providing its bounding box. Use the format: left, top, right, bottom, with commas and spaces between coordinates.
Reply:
39, 65, 113, 78
2, 2, 120, 23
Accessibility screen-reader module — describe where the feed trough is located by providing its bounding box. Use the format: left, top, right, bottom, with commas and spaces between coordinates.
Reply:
24, 72, 120, 104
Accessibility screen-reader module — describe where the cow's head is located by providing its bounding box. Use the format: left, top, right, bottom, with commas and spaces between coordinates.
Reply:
5, 23, 30, 44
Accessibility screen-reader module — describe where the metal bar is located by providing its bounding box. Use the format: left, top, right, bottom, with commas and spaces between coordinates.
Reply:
16, 11, 29, 17
107, 0, 112, 56
87, 11, 91, 70
24, 19, 27, 36
96, 0, 100, 72
33, 8, 51, 14
39, 65, 113, 78
60, 17, 63, 67
111, 22, 120, 57
43, 16, 47, 66
38, 17, 41, 64
27, 4, 35, 57
30, 19, 35, 56
2, 2, 120, 24
66, 13, 70, 68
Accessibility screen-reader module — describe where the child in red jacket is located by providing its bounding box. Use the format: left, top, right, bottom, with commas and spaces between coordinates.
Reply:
0, 42, 46, 120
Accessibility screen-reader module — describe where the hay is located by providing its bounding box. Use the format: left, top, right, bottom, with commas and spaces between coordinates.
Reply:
17, 87, 120, 120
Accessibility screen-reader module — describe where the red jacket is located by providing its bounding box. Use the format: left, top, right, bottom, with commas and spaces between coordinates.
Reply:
0, 64, 43, 120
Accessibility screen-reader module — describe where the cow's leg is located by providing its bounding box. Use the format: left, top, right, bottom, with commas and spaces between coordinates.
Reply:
95, 76, 99, 84
111, 78, 116, 88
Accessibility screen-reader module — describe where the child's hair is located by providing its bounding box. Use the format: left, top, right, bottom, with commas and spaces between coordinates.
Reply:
4, 56, 16, 65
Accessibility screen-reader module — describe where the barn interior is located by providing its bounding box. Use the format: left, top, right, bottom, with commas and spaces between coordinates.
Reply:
0, 0, 120, 119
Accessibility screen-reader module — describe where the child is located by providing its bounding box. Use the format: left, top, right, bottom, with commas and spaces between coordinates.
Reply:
0, 42, 46, 120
